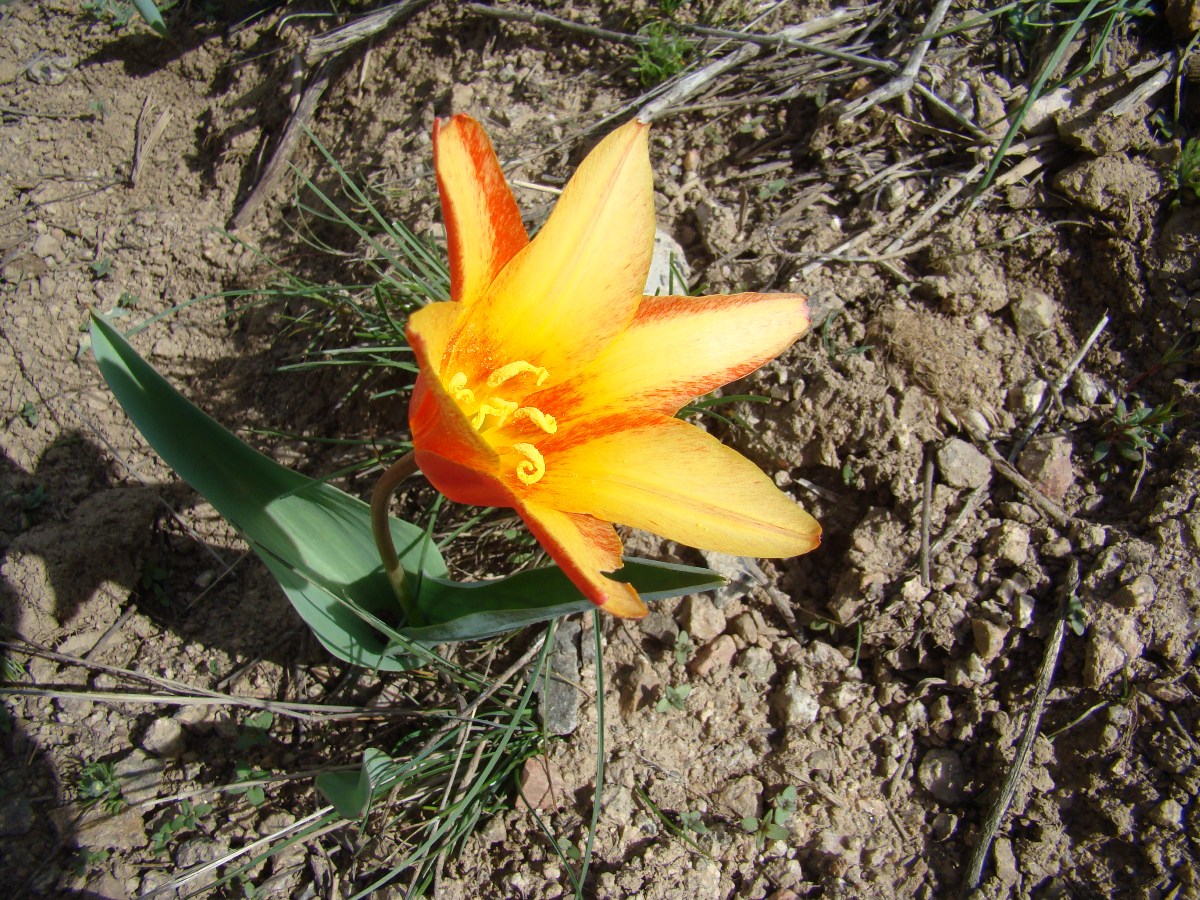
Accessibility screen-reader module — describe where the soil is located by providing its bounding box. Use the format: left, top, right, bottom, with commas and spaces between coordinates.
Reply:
2, 1, 1199, 898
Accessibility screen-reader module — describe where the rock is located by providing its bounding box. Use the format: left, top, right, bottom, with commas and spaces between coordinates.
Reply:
1053, 156, 1164, 218
1166, 0, 1200, 38
806, 641, 849, 671
1009, 378, 1047, 417
1017, 434, 1076, 504
680, 595, 726, 644
619, 658, 660, 716
644, 229, 691, 295
32, 233, 61, 260
728, 612, 759, 644
0, 794, 33, 837
639, 608, 679, 646
518, 757, 563, 810
688, 635, 737, 676
1083, 614, 1145, 688
1150, 798, 1184, 828
537, 617, 581, 736
930, 812, 958, 841
716, 775, 762, 820
738, 646, 776, 683
1011, 288, 1057, 337
699, 551, 763, 608
988, 522, 1030, 567
773, 672, 820, 727
176, 836, 221, 869
993, 836, 1019, 884
175, 705, 216, 733
77, 805, 147, 852
1112, 574, 1156, 610
1071, 371, 1104, 405
972, 618, 1009, 662
917, 748, 968, 804
141, 718, 186, 759
114, 750, 165, 804
937, 438, 991, 490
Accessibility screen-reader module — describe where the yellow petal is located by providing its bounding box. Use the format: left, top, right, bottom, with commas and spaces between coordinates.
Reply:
516, 502, 647, 619
434, 115, 530, 305
448, 119, 655, 381
536, 413, 821, 558
534, 292, 810, 418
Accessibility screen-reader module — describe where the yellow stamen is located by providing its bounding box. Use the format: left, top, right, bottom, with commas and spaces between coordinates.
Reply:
513, 443, 546, 485
487, 360, 550, 388
448, 371, 475, 404
514, 407, 558, 434
471, 397, 518, 430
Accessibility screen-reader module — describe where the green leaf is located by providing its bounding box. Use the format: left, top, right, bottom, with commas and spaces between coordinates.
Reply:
131, 0, 168, 36
316, 747, 398, 819
90, 316, 722, 658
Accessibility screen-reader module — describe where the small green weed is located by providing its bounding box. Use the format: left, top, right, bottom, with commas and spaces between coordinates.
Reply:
89, 258, 113, 280
672, 630, 695, 667
18, 401, 38, 428
679, 809, 709, 835
76, 760, 126, 815
68, 846, 109, 877
234, 710, 274, 751
740, 785, 797, 849
230, 761, 268, 808
632, 22, 692, 87
656, 683, 692, 713
1093, 397, 1181, 474
151, 799, 213, 854
1168, 138, 1200, 207
138, 561, 170, 605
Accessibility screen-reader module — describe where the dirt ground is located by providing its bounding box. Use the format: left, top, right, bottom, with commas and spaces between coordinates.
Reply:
2, 1, 1199, 898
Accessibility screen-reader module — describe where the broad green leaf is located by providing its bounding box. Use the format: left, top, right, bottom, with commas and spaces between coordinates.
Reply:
131, 0, 168, 36
316, 748, 399, 819
90, 316, 721, 662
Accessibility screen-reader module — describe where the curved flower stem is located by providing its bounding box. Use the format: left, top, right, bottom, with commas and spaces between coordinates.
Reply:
370, 451, 422, 625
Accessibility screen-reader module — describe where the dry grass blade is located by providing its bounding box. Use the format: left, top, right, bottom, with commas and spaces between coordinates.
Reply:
129, 93, 172, 188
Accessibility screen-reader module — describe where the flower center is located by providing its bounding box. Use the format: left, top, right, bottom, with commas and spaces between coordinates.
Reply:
447, 360, 556, 485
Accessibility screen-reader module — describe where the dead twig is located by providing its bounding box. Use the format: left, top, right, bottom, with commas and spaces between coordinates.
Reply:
464, 2, 643, 46
307, 0, 433, 62
920, 451, 934, 587
838, 0, 953, 122
1009, 313, 1111, 461
961, 559, 1076, 895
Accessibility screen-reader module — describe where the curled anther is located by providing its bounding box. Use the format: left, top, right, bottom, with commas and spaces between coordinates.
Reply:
487, 360, 550, 388
513, 443, 546, 484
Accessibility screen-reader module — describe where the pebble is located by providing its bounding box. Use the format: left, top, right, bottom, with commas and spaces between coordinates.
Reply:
993, 837, 1019, 883
1083, 616, 1145, 688
115, 750, 165, 804
518, 757, 563, 811
972, 618, 1009, 662
716, 774, 762, 820
737, 646, 776, 683
937, 438, 991, 489
728, 612, 759, 644
774, 672, 820, 727
930, 812, 958, 841
806, 641, 849, 671
77, 805, 147, 852
1011, 288, 1057, 336
917, 748, 968, 804
645, 229, 692, 295
1017, 434, 1076, 504
1071, 371, 1104, 405
1112, 574, 1156, 610
1150, 798, 1184, 828
1010, 379, 1047, 417
988, 521, 1031, 566
141, 717, 186, 759
680, 595, 726, 644
538, 617, 580, 735
0, 795, 33, 837
32, 233, 61, 260
688, 634, 737, 676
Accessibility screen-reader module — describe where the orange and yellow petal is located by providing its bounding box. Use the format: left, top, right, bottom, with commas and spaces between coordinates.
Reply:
535, 413, 821, 558
434, 115, 529, 305
447, 119, 655, 382
532, 292, 810, 419
516, 502, 647, 619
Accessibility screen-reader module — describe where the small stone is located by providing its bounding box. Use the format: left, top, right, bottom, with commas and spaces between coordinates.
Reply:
1042, 536, 1073, 559
1012, 593, 1035, 629
175, 837, 220, 869
32, 233, 61, 259
518, 757, 563, 811
716, 775, 762, 820
0, 795, 33, 837
1071, 371, 1104, 405
937, 438, 991, 489
1017, 434, 1076, 504
640, 608, 679, 646
806, 641, 849, 671
728, 612, 759, 644
114, 750, 165, 804
738, 646, 776, 683
688, 634, 737, 676
917, 748, 968, 804
77, 805, 147, 852
988, 522, 1030, 566
930, 812, 958, 841
972, 618, 1009, 662
1083, 615, 1145, 688
1011, 288, 1057, 336
141, 717, 186, 759
773, 672, 820, 727
175, 705, 216, 733
644, 229, 691, 295
1010, 378, 1047, 416
1150, 798, 1184, 828
680, 595, 726, 644
538, 618, 581, 736
1112, 574, 1156, 610
993, 837, 1019, 884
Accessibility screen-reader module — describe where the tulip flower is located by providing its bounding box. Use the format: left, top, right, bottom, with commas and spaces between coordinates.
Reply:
403, 114, 820, 619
